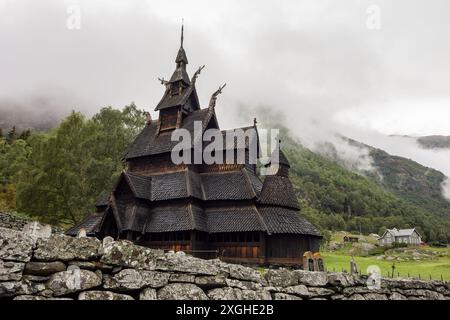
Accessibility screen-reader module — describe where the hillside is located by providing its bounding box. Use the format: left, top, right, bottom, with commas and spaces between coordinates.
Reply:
341, 139, 450, 220
390, 135, 450, 150
417, 136, 450, 150
282, 134, 450, 243
369, 147, 450, 220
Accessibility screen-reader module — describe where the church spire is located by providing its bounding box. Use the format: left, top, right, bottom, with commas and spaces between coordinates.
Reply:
155, 23, 201, 112
181, 22, 184, 48
175, 22, 188, 66
170, 23, 189, 84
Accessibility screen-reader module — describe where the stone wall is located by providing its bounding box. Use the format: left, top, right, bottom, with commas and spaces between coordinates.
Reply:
0, 226, 448, 300
0, 212, 63, 234
0, 212, 31, 231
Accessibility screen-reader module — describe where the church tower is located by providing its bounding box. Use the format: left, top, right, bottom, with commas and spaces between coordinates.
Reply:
67, 26, 322, 267
155, 24, 202, 133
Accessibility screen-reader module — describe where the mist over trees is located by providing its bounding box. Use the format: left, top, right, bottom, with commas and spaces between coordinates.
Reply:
0, 103, 145, 225
283, 136, 450, 243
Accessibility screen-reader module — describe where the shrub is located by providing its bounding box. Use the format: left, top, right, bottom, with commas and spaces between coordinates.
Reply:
368, 246, 388, 256
391, 242, 408, 249
428, 241, 447, 248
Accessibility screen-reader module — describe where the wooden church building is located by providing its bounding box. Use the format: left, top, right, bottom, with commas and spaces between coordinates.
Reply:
67, 28, 321, 266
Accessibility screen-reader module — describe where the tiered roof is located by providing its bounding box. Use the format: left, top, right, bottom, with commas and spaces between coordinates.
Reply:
66, 27, 320, 240
124, 108, 215, 159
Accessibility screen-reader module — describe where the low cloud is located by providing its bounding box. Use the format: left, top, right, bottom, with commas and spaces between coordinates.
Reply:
0, 94, 78, 132
1, 0, 449, 202
314, 138, 376, 173
441, 178, 450, 201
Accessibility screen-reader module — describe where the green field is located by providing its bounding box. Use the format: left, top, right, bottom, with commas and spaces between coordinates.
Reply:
322, 247, 450, 281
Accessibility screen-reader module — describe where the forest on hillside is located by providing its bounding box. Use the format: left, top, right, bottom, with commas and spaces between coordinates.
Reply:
283, 136, 450, 243
1, 106, 449, 242
0, 104, 145, 225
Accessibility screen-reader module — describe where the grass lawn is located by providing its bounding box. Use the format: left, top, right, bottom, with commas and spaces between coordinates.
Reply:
322, 251, 450, 281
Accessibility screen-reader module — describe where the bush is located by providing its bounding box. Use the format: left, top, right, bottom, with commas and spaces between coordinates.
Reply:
391, 242, 408, 249
367, 242, 408, 256
368, 246, 388, 256
428, 241, 448, 248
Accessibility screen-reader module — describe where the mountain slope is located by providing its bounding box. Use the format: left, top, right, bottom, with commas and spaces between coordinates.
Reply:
281, 134, 450, 243
417, 136, 450, 150
342, 139, 450, 220
369, 147, 450, 219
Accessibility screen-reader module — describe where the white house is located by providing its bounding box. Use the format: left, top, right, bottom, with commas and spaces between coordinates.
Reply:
378, 228, 422, 246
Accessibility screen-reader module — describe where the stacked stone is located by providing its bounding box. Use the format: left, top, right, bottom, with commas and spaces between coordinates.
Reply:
0, 213, 30, 231
0, 226, 449, 300
0, 213, 63, 234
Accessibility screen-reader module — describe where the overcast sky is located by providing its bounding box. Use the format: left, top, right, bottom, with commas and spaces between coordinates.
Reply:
1, 0, 450, 185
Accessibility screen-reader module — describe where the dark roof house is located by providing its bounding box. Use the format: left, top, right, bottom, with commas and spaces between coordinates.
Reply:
67, 27, 321, 266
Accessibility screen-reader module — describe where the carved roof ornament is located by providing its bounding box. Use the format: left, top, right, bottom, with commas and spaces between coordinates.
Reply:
191, 65, 205, 86
144, 112, 152, 125
208, 83, 227, 109
158, 77, 169, 87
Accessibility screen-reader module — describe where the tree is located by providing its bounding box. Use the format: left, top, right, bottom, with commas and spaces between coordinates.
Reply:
0, 184, 16, 211
16, 105, 145, 225
19, 129, 31, 141
6, 126, 17, 144
378, 226, 387, 237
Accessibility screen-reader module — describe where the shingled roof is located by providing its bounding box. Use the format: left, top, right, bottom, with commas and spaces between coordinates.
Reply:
124, 108, 215, 159
201, 170, 258, 201
116, 169, 261, 202
155, 84, 200, 111
208, 126, 258, 151
259, 175, 300, 210
169, 65, 190, 85
259, 206, 321, 236
123, 172, 152, 200
66, 212, 104, 236
144, 204, 207, 233
264, 146, 290, 168
95, 191, 110, 207
206, 206, 267, 233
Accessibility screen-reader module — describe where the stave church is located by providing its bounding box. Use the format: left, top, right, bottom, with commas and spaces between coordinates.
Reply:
67, 27, 321, 266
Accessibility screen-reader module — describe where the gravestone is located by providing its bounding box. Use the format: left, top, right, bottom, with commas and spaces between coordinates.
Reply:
22, 221, 52, 240
313, 253, 325, 272
350, 257, 358, 274
102, 236, 114, 247
302, 251, 314, 271
77, 228, 87, 238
